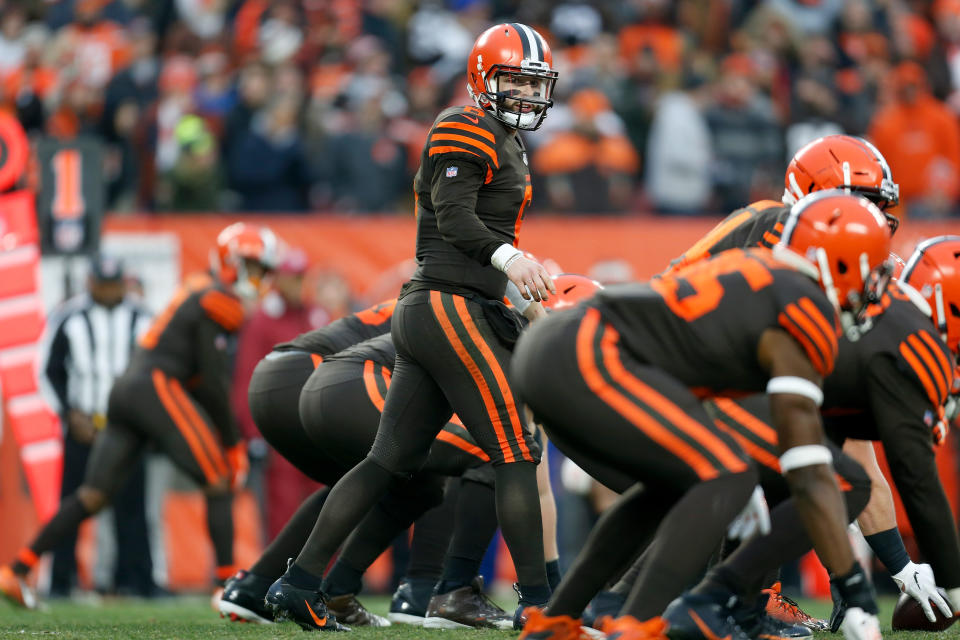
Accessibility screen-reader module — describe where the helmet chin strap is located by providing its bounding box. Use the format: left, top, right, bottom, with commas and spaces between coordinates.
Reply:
935, 282, 948, 343
816, 247, 841, 312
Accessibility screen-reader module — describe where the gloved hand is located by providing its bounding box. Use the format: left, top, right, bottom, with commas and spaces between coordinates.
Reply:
892, 562, 953, 622
840, 607, 881, 640
225, 441, 249, 490
727, 486, 771, 540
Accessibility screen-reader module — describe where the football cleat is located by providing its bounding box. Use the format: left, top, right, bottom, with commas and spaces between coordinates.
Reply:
583, 590, 627, 628
423, 575, 513, 629
264, 575, 349, 631
729, 593, 812, 640
388, 577, 435, 625
602, 615, 671, 640
519, 606, 595, 640
514, 582, 552, 630
218, 570, 274, 624
0, 566, 35, 609
663, 592, 751, 640
327, 593, 391, 627
763, 582, 828, 631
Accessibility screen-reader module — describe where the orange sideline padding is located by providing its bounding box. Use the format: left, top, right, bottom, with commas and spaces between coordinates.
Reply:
103, 214, 958, 297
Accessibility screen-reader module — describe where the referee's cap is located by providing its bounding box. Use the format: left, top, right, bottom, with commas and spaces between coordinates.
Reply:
89, 253, 125, 283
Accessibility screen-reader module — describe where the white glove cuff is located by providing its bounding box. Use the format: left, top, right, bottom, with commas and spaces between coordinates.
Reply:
892, 561, 918, 586
491, 244, 523, 272
504, 280, 532, 312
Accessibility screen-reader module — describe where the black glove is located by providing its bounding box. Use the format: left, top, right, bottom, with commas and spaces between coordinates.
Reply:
829, 579, 848, 633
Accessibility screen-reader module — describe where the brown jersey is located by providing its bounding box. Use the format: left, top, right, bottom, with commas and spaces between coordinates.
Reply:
665, 200, 789, 273
274, 299, 396, 358
130, 272, 245, 442
407, 105, 532, 300
591, 248, 840, 396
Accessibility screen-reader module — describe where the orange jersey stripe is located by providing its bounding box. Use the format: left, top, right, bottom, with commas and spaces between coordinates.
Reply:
435, 429, 491, 462
576, 309, 720, 480
429, 133, 499, 168
899, 342, 942, 407
761, 231, 780, 246
907, 335, 947, 402
152, 370, 220, 484
798, 298, 839, 354
353, 299, 397, 326
429, 145, 484, 162
670, 210, 753, 271
714, 420, 781, 471
435, 121, 496, 143
711, 398, 778, 446
778, 312, 827, 376
429, 291, 515, 463
169, 378, 228, 477
601, 330, 747, 473
918, 331, 952, 393
451, 295, 531, 462
311, 354, 323, 368
201, 293, 244, 330
363, 359, 386, 411
785, 303, 834, 372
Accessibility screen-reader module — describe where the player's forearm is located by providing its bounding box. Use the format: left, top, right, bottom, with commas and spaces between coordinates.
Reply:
842, 439, 897, 535
785, 464, 856, 575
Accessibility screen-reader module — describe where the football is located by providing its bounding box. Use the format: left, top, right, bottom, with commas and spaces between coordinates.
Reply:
891, 590, 958, 631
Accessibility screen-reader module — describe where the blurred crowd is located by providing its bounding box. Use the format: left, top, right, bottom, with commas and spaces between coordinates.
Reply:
7, 0, 960, 217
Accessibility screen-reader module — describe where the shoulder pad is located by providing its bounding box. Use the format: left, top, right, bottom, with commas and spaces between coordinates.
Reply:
429, 107, 501, 170
200, 290, 245, 331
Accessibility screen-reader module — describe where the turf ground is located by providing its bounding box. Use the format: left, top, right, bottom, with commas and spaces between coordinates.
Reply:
0, 594, 931, 640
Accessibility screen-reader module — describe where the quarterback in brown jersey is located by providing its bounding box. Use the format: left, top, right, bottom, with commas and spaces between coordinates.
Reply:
0, 223, 277, 609
515, 192, 892, 640
264, 23, 559, 632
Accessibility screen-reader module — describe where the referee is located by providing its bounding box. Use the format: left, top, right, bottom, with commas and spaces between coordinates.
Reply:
37, 254, 155, 597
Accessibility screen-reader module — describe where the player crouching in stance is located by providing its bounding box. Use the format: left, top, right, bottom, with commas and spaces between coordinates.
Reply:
0, 223, 277, 609
513, 191, 892, 640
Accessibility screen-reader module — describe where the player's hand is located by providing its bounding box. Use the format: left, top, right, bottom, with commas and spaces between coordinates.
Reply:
67, 410, 97, 445
522, 300, 547, 322
727, 485, 770, 540
840, 608, 882, 640
226, 441, 249, 490
505, 256, 556, 302
892, 562, 953, 622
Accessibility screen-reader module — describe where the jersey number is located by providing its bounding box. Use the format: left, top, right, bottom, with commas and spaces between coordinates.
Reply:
512, 184, 532, 247
51, 149, 85, 220
651, 250, 775, 321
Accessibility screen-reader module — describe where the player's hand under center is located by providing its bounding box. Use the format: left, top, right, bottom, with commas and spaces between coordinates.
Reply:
506, 255, 556, 301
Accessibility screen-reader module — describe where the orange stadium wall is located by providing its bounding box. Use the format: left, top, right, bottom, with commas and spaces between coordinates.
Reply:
4, 212, 960, 594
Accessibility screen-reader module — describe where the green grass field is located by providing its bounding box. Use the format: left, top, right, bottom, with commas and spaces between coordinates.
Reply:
0, 594, 936, 639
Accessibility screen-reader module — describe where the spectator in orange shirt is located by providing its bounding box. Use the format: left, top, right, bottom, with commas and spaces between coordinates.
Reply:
532, 88, 640, 214
868, 61, 960, 218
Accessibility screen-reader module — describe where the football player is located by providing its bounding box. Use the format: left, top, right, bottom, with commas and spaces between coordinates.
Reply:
263, 22, 560, 631
514, 192, 890, 640
0, 223, 277, 607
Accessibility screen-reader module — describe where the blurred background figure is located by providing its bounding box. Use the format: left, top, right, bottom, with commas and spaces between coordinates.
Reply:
37, 254, 156, 598
869, 61, 960, 219
230, 247, 325, 541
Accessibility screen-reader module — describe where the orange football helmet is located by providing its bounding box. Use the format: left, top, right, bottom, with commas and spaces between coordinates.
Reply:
776, 190, 893, 334
901, 236, 960, 355
782, 135, 900, 233
213, 222, 279, 297
542, 274, 603, 311
467, 23, 558, 131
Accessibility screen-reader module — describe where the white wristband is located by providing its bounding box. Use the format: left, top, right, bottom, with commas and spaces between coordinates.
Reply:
767, 376, 824, 406
504, 280, 532, 312
491, 243, 523, 272
780, 444, 833, 473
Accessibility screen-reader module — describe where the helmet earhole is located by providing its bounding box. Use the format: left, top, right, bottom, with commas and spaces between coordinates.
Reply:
951, 302, 960, 318
836, 260, 848, 274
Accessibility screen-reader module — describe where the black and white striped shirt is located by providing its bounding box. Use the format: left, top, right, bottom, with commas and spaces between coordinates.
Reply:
37, 294, 152, 419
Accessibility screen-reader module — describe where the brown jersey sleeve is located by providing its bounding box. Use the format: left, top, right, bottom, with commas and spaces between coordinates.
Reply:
776, 294, 840, 378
